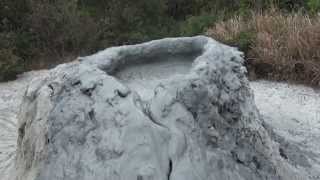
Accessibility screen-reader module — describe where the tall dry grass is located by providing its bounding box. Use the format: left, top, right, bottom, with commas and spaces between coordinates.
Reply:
207, 9, 320, 86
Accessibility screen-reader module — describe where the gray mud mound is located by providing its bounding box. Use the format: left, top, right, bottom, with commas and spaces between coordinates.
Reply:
15, 36, 309, 180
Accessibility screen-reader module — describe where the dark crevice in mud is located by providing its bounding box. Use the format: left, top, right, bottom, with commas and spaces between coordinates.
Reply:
115, 89, 130, 98
88, 109, 95, 121
48, 84, 55, 97
279, 148, 288, 160
231, 150, 245, 165
18, 122, 26, 140
71, 80, 81, 86
252, 156, 261, 169
142, 103, 167, 129
167, 159, 173, 180
80, 84, 97, 97
191, 111, 198, 119
45, 133, 50, 145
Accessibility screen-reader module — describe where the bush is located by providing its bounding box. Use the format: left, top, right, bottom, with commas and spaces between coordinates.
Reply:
1, 0, 102, 70
27, 1, 100, 56
0, 49, 24, 81
207, 9, 320, 85
0, 33, 24, 81
207, 16, 256, 53
232, 31, 256, 53
96, 0, 174, 45
180, 15, 217, 36
276, 0, 306, 11
308, 0, 320, 13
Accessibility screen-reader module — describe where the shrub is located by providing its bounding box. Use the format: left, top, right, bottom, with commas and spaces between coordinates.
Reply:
207, 16, 255, 53
276, 0, 306, 11
207, 9, 320, 85
28, 1, 99, 54
233, 31, 256, 53
308, 0, 320, 14
0, 49, 24, 81
0, 33, 24, 81
9, 0, 101, 70
180, 15, 217, 36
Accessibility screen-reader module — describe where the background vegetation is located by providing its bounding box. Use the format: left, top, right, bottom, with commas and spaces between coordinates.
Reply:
207, 9, 320, 85
1, 0, 320, 85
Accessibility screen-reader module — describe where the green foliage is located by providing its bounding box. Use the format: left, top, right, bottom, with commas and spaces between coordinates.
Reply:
227, 31, 256, 53
97, 0, 173, 45
180, 15, 217, 36
0, 49, 24, 81
0, 0, 30, 32
239, 0, 253, 16
28, 0, 99, 54
308, 0, 320, 13
275, 0, 306, 11
236, 31, 256, 53
0, 33, 24, 80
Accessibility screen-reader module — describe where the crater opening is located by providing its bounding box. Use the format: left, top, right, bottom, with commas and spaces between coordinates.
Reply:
113, 52, 201, 100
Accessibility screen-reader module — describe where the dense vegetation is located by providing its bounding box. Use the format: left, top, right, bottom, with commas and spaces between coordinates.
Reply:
1, 0, 320, 85
208, 9, 320, 85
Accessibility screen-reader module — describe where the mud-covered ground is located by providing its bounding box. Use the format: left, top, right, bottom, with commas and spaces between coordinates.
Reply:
0, 71, 48, 180
0, 71, 320, 179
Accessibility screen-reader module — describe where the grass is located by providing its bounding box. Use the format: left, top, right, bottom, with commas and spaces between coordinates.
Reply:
207, 9, 320, 86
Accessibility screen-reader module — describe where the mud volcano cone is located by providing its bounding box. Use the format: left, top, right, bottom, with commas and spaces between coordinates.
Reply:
15, 36, 303, 180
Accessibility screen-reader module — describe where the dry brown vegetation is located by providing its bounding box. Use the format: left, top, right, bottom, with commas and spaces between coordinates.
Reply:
207, 9, 320, 86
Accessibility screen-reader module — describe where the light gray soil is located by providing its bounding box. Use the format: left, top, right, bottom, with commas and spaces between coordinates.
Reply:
0, 71, 48, 180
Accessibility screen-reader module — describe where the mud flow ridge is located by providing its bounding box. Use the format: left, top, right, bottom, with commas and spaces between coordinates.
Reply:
114, 53, 200, 100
